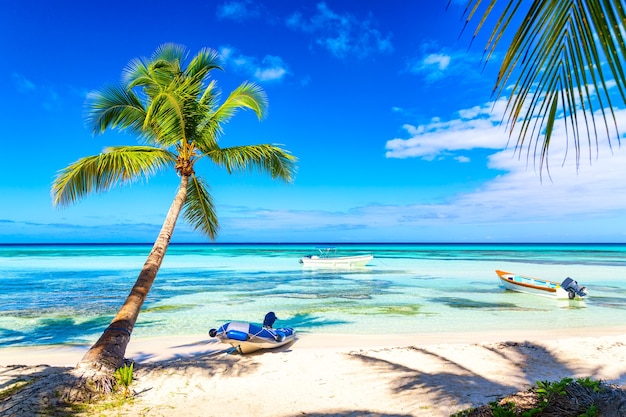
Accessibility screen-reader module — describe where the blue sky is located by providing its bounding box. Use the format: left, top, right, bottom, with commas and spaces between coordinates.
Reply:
1, 0, 625, 243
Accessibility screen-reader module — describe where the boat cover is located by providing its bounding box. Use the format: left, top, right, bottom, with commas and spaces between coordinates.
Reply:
561, 277, 587, 298
210, 321, 294, 343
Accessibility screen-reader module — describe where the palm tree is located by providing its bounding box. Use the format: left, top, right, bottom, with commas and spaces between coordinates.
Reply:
51, 43, 297, 395
458, 0, 625, 172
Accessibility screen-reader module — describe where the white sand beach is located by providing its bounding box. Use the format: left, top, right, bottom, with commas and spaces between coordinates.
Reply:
2, 327, 626, 416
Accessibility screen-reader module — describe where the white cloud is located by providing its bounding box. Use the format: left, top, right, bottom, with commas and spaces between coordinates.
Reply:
254, 56, 289, 81
385, 99, 508, 159
387, 102, 626, 237
423, 53, 451, 70
213, 103, 626, 242
286, 2, 392, 59
406, 47, 485, 84
216, 1, 260, 21
215, 137, 626, 241
219, 47, 289, 82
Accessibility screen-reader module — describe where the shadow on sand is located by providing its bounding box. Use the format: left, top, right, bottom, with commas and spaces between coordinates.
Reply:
1, 339, 625, 416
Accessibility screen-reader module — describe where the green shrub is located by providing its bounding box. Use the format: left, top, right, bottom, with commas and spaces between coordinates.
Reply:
114, 362, 134, 398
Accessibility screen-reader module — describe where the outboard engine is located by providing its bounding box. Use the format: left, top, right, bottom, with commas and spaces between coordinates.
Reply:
561, 277, 587, 299
263, 311, 278, 328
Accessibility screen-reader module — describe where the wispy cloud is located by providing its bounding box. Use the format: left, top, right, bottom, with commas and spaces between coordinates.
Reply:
286, 2, 392, 59
216, 0, 261, 21
385, 99, 508, 160
405, 41, 487, 84
11, 73, 36, 93
212, 138, 626, 242
220, 47, 289, 82
11, 72, 69, 111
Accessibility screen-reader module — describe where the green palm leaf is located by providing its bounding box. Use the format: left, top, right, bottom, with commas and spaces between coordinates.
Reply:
206, 144, 297, 181
86, 85, 147, 138
52, 146, 175, 206
461, 0, 626, 168
185, 47, 222, 83
194, 81, 268, 148
184, 175, 219, 239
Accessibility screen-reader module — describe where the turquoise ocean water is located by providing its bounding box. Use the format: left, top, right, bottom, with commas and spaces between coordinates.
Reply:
1, 243, 625, 348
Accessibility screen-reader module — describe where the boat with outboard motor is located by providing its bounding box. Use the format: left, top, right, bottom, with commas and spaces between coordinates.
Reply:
299, 247, 373, 268
209, 312, 296, 354
495, 269, 588, 300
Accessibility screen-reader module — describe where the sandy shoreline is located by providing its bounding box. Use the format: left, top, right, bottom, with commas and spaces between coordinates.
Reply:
3, 326, 626, 367
2, 328, 626, 416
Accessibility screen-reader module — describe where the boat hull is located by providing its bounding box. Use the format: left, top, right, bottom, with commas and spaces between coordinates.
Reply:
495, 269, 585, 300
210, 321, 296, 354
299, 254, 373, 268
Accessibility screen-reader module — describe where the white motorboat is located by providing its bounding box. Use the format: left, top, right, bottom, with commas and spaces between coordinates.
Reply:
299, 247, 374, 268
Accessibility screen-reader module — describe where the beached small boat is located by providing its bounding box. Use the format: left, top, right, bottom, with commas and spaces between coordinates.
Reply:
209, 312, 296, 354
299, 247, 374, 268
495, 269, 588, 300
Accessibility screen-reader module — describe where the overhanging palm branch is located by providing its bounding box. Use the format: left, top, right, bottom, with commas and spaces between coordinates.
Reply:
459, 0, 626, 169
52, 146, 175, 206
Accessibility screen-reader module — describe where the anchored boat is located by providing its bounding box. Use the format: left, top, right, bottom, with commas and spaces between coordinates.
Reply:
299, 247, 373, 268
495, 269, 588, 300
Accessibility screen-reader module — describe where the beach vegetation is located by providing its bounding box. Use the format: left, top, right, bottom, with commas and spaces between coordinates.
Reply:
114, 362, 134, 398
490, 401, 517, 417
579, 404, 599, 417
459, 1, 626, 173
51, 43, 297, 399
457, 376, 624, 416
576, 376, 601, 393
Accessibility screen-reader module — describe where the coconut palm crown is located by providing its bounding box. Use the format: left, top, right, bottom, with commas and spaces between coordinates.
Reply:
51, 43, 296, 396
460, 0, 625, 172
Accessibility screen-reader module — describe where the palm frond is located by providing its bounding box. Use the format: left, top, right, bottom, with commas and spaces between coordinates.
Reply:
212, 82, 268, 125
183, 175, 219, 239
206, 144, 297, 182
151, 43, 188, 65
86, 85, 147, 136
197, 82, 268, 144
122, 57, 154, 90
199, 80, 219, 107
462, 0, 626, 168
52, 146, 175, 206
143, 90, 188, 146
185, 47, 222, 83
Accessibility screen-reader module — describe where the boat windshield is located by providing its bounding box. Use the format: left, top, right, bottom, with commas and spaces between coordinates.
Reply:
314, 247, 337, 257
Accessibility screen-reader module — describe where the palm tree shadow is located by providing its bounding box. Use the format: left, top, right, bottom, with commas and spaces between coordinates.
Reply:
129, 338, 224, 363
346, 341, 626, 414
0, 364, 78, 415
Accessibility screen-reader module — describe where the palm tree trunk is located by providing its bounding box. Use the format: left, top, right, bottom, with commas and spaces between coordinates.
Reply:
66, 175, 189, 399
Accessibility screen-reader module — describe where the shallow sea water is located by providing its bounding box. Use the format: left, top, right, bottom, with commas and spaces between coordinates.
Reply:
1, 243, 625, 347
